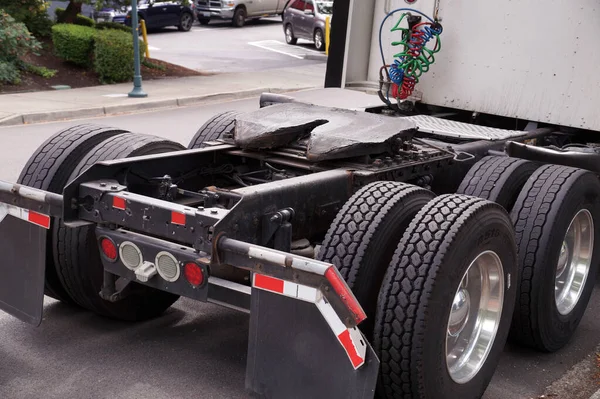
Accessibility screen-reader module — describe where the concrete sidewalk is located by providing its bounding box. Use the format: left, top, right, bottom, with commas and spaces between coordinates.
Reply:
0, 64, 325, 126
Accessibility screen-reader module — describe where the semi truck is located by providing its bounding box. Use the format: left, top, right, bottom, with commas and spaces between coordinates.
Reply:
1, 0, 599, 398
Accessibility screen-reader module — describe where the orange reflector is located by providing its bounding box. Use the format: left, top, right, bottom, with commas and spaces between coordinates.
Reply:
254, 274, 285, 294
171, 211, 186, 226
113, 196, 126, 210
325, 266, 367, 324
28, 211, 51, 229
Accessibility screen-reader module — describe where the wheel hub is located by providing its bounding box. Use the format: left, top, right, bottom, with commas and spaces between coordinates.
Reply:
446, 251, 504, 384
554, 209, 594, 316
448, 288, 470, 337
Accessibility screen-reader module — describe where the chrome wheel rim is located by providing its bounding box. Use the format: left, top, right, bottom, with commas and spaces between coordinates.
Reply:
446, 251, 504, 384
315, 31, 323, 49
286, 26, 293, 42
555, 209, 593, 316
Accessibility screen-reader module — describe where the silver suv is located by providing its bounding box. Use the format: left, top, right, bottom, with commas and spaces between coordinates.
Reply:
196, 0, 286, 27
282, 0, 332, 51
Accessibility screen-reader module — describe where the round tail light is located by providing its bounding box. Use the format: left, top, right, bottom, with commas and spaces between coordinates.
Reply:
119, 241, 143, 270
155, 251, 181, 282
184, 262, 205, 287
100, 237, 118, 262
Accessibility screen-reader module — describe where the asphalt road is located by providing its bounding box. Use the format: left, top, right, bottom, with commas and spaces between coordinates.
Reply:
144, 17, 326, 73
0, 95, 599, 399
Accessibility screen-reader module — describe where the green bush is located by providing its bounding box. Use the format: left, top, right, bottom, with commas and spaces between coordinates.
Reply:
54, 7, 95, 27
75, 14, 95, 27
142, 58, 166, 71
52, 24, 95, 67
0, 9, 42, 84
24, 63, 57, 78
0, 60, 21, 84
93, 29, 146, 83
95, 21, 131, 33
0, 0, 53, 37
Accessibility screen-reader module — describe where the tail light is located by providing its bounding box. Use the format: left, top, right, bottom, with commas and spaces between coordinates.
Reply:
100, 237, 118, 262
119, 241, 144, 270
184, 262, 205, 287
155, 251, 181, 282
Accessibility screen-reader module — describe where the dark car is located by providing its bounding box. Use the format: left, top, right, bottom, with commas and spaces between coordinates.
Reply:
125, 0, 195, 32
282, 0, 332, 51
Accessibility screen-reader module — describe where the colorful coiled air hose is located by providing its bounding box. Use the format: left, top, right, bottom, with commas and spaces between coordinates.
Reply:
379, 8, 443, 101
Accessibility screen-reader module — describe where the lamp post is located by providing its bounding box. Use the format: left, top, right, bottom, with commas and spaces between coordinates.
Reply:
129, 0, 147, 98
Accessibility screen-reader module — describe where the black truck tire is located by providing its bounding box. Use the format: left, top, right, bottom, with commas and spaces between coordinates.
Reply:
374, 194, 518, 399
54, 133, 185, 321
188, 111, 239, 149
456, 155, 539, 211
509, 164, 600, 352
316, 181, 435, 338
17, 124, 129, 303
232, 7, 246, 27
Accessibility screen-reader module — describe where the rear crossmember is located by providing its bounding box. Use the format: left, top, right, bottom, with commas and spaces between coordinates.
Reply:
0, 179, 380, 398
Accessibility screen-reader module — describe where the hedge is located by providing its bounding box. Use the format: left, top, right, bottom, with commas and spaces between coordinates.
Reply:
95, 21, 131, 33
52, 24, 96, 67
94, 29, 147, 83
54, 7, 95, 27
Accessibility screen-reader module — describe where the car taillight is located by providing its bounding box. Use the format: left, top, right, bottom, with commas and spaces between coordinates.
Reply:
184, 262, 205, 287
100, 237, 118, 261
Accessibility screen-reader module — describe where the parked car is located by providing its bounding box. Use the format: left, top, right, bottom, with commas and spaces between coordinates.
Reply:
93, 3, 129, 24
282, 0, 332, 51
125, 0, 195, 32
195, 0, 286, 28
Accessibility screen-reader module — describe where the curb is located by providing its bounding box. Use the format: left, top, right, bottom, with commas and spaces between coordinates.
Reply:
590, 389, 600, 399
0, 86, 315, 127
302, 53, 328, 62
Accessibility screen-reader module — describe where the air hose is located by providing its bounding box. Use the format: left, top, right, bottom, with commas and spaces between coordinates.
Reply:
378, 8, 442, 104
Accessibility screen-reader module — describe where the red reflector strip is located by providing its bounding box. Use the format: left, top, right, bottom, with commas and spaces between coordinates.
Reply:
337, 329, 365, 369
28, 211, 51, 229
112, 196, 126, 210
325, 266, 367, 324
171, 211, 186, 226
254, 274, 285, 294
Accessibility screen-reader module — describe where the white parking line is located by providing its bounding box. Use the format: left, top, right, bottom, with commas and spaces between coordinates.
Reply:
248, 40, 305, 59
147, 46, 161, 51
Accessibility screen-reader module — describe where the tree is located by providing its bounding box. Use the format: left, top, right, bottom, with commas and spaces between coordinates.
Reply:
58, 1, 130, 24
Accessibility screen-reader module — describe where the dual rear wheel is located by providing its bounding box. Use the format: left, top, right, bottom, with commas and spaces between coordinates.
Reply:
20, 124, 184, 321
318, 182, 518, 398
457, 156, 600, 352
319, 155, 600, 398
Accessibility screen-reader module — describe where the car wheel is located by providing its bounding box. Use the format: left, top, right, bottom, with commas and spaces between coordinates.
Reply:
285, 24, 297, 45
178, 12, 194, 31
232, 7, 246, 27
314, 28, 325, 51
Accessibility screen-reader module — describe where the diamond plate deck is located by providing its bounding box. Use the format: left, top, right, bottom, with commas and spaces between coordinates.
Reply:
405, 115, 528, 141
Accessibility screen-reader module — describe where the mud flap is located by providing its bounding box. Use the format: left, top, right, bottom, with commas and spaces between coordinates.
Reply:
245, 288, 380, 399
0, 215, 47, 326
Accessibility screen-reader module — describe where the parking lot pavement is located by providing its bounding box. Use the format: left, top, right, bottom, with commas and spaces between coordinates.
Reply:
1, 95, 600, 398
143, 18, 325, 73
